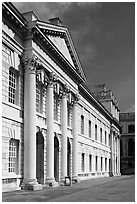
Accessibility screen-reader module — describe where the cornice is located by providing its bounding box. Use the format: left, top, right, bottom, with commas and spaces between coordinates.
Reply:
2, 2, 27, 38
79, 83, 121, 131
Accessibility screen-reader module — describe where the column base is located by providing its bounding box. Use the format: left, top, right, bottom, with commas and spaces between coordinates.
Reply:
109, 172, 114, 177
21, 179, 42, 191
72, 176, 81, 183
45, 177, 59, 187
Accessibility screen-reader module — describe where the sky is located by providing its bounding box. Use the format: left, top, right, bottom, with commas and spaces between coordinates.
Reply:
13, 1, 135, 113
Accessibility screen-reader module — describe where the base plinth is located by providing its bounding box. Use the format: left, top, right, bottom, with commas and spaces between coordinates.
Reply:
72, 176, 81, 183
21, 179, 42, 191
45, 177, 59, 187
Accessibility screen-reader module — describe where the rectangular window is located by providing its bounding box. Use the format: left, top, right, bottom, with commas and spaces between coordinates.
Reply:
100, 128, 102, 143
95, 156, 98, 171
36, 84, 43, 114
9, 69, 17, 104
89, 120, 91, 137
54, 93, 58, 121
9, 139, 19, 174
2, 44, 14, 66
67, 103, 71, 127
89, 155, 92, 172
101, 157, 103, 171
105, 158, 107, 171
81, 115, 84, 135
95, 125, 97, 140
109, 134, 111, 146
128, 125, 135, 133
105, 131, 107, 145
81, 153, 85, 172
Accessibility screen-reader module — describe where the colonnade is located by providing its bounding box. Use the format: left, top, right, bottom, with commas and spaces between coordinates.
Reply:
21, 55, 79, 190
110, 129, 121, 176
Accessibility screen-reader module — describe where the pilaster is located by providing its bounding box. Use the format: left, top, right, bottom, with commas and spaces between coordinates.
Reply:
72, 93, 80, 182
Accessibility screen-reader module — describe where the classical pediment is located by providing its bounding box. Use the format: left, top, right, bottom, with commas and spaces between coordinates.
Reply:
35, 21, 86, 82
47, 35, 74, 67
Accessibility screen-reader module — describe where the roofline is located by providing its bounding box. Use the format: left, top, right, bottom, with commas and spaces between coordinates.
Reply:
79, 83, 121, 130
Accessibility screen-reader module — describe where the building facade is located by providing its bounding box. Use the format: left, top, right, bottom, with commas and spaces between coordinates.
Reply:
2, 2, 121, 192
119, 112, 135, 175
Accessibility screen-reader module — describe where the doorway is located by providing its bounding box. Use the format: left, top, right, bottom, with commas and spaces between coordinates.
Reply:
54, 136, 59, 182
36, 131, 44, 184
67, 138, 71, 177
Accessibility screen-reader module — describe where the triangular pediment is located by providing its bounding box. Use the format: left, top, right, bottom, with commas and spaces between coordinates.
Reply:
36, 21, 86, 82
47, 35, 75, 67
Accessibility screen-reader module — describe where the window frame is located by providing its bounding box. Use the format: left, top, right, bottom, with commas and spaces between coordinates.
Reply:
8, 67, 19, 105
9, 139, 19, 174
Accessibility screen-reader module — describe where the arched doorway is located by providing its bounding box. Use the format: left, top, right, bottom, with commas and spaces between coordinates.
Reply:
36, 131, 44, 184
67, 138, 71, 177
54, 136, 59, 182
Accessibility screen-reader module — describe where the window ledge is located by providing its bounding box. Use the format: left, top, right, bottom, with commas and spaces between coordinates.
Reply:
36, 112, 46, 119
54, 120, 61, 125
2, 174, 22, 179
2, 101, 21, 111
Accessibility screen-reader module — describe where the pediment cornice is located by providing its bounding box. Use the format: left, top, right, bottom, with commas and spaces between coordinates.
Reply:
28, 20, 86, 83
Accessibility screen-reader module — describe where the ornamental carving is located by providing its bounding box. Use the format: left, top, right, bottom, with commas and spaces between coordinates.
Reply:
47, 72, 58, 86
62, 84, 70, 96
21, 55, 41, 72
73, 93, 80, 104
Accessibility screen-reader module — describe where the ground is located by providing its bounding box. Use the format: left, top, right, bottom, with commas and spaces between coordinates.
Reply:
2, 175, 135, 202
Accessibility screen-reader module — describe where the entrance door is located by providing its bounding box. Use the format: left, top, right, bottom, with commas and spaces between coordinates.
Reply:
54, 136, 59, 182
67, 138, 71, 177
36, 132, 44, 184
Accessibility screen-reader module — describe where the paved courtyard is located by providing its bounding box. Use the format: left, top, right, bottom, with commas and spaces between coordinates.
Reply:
2, 175, 135, 202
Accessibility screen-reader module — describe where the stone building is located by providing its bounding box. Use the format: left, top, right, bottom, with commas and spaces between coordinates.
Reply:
119, 112, 135, 175
2, 2, 121, 192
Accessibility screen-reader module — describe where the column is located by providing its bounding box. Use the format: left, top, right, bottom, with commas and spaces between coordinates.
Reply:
72, 96, 79, 182
61, 84, 68, 182
46, 72, 57, 185
110, 129, 114, 176
117, 136, 121, 175
22, 56, 42, 190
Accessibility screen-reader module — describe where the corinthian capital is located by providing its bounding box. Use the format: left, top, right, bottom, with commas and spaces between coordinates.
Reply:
74, 93, 80, 103
62, 84, 70, 96
22, 55, 40, 71
47, 72, 58, 86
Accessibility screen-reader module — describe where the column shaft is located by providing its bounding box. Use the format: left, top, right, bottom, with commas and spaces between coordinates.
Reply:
24, 66, 36, 181
22, 58, 42, 190
72, 103, 78, 180
46, 83, 54, 181
61, 94, 67, 180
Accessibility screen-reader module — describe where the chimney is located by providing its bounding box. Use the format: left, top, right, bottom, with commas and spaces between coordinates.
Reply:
49, 17, 62, 26
94, 84, 106, 92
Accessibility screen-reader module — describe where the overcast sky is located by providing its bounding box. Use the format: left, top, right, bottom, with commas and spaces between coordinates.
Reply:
13, 1, 135, 113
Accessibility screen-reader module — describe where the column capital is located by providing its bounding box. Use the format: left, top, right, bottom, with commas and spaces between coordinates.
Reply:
73, 93, 80, 104
62, 84, 70, 97
47, 72, 58, 87
21, 55, 41, 72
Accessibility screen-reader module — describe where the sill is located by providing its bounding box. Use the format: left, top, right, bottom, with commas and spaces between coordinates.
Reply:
2, 174, 22, 179
36, 112, 46, 119
67, 126, 72, 130
2, 101, 21, 111
54, 120, 61, 125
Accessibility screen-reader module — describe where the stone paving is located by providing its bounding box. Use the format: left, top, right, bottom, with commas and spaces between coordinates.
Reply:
2, 175, 135, 202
